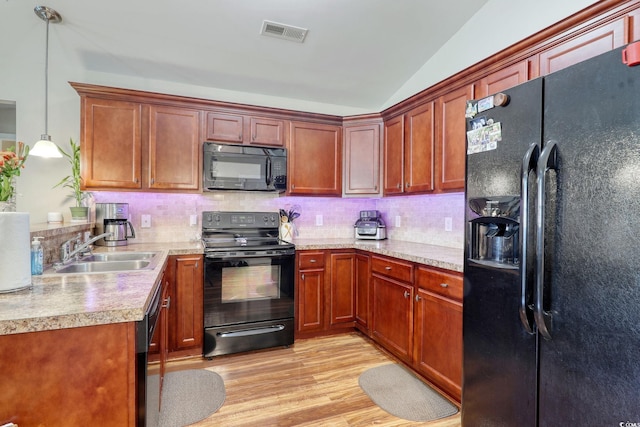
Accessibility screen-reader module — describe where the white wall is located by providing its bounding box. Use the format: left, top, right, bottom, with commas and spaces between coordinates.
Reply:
0, 0, 601, 223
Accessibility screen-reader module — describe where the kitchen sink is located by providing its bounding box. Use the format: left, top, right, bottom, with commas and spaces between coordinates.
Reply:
53, 251, 161, 274
55, 260, 152, 274
79, 251, 158, 262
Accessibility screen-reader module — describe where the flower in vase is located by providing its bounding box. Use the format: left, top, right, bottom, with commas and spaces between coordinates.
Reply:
0, 142, 29, 202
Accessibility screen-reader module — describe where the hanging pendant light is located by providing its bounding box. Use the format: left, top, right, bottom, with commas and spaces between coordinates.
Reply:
30, 6, 63, 158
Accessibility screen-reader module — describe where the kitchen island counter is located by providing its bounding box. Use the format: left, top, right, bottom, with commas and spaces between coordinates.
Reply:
293, 238, 463, 272
0, 241, 203, 336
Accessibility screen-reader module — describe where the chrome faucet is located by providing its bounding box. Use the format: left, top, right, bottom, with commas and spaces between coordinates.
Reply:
59, 232, 113, 264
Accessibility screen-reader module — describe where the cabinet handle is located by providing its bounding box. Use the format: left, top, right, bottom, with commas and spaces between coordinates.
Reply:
396, 183, 401, 189
162, 296, 171, 309
292, 184, 295, 190
403, 290, 410, 298
238, 135, 242, 140
252, 134, 256, 140
415, 295, 422, 302
440, 283, 449, 288
135, 178, 139, 183
385, 266, 392, 270
151, 178, 155, 184
406, 182, 410, 188
302, 273, 305, 280
374, 185, 378, 191
309, 259, 316, 263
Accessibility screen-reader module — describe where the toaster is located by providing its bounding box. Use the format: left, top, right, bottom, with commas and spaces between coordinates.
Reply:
354, 210, 387, 240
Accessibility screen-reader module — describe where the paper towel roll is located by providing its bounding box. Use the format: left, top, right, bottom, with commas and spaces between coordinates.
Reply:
0, 213, 31, 293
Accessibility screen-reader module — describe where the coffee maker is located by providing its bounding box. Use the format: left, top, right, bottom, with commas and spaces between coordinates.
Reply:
95, 203, 136, 246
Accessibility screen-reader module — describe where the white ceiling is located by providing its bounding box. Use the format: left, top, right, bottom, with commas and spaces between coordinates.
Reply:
3, 0, 489, 112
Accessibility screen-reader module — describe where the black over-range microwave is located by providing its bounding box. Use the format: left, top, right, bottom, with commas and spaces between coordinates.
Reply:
203, 142, 287, 192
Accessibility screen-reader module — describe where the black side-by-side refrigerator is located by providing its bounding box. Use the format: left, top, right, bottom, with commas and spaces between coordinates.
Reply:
463, 43, 640, 426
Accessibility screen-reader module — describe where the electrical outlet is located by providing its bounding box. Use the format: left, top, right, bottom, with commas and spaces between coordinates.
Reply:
189, 214, 198, 226
445, 217, 453, 232
395, 215, 401, 228
315, 214, 323, 226
141, 214, 151, 228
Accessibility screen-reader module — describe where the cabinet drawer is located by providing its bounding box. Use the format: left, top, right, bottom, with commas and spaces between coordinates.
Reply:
371, 255, 413, 283
416, 266, 463, 302
299, 252, 325, 269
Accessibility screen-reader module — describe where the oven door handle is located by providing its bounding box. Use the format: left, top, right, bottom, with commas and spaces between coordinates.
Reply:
216, 324, 285, 338
205, 251, 294, 260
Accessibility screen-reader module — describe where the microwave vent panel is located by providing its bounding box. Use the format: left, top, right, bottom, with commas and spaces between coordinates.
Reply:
261, 20, 308, 43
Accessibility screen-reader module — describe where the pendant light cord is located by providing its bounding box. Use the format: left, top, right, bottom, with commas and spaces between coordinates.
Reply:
44, 17, 49, 135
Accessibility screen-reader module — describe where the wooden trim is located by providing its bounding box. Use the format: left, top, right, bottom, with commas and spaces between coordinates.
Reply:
70, 81, 343, 126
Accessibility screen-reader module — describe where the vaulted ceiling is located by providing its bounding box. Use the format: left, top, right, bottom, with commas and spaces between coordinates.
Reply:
2, 0, 488, 112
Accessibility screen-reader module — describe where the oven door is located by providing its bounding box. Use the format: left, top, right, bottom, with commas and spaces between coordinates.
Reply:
204, 250, 294, 325
203, 250, 295, 357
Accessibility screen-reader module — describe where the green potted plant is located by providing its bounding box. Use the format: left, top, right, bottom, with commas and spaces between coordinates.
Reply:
54, 138, 89, 220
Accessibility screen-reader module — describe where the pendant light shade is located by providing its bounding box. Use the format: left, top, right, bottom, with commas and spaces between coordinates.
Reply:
30, 6, 63, 158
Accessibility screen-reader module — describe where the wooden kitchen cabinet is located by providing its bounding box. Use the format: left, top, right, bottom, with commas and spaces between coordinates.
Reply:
329, 251, 356, 326
296, 251, 326, 333
205, 111, 286, 146
75, 85, 202, 192
538, 18, 627, 76
167, 255, 203, 357
343, 122, 382, 196
371, 255, 414, 363
435, 84, 474, 191
148, 105, 200, 190
355, 252, 371, 334
476, 60, 529, 99
288, 121, 342, 196
404, 102, 435, 193
0, 322, 137, 425
414, 266, 463, 402
383, 115, 404, 195
81, 97, 142, 189
296, 250, 357, 336
383, 101, 435, 195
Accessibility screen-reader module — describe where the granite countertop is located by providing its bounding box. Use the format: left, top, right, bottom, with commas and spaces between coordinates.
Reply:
0, 241, 203, 336
0, 237, 461, 337
293, 238, 464, 273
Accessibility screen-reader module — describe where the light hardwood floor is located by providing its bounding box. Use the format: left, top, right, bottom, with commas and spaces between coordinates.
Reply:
167, 332, 462, 426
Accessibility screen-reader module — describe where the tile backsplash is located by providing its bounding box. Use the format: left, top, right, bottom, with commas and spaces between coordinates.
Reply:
92, 191, 465, 249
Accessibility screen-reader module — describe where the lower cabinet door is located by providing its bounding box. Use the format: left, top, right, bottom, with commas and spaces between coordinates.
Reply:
371, 275, 413, 363
169, 255, 203, 354
414, 288, 462, 401
297, 269, 324, 332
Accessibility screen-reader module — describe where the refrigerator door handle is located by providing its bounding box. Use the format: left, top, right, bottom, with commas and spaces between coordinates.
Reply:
519, 142, 539, 334
534, 140, 558, 340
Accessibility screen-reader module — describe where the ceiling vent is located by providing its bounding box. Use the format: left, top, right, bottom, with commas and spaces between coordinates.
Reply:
260, 20, 308, 43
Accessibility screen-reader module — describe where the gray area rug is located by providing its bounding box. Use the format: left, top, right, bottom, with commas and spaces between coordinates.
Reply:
359, 363, 458, 422
158, 369, 226, 427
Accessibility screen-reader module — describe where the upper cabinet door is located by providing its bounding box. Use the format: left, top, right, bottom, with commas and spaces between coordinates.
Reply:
538, 19, 627, 75
476, 61, 529, 99
82, 97, 142, 189
149, 106, 201, 190
383, 115, 404, 195
205, 112, 244, 143
289, 121, 342, 196
249, 117, 286, 146
343, 122, 381, 196
404, 102, 435, 193
436, 84, 474, 191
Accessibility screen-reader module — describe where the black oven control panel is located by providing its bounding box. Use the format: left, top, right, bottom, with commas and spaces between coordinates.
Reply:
202, 211, 280, 229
